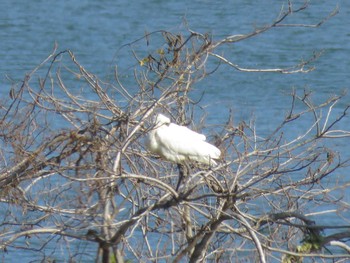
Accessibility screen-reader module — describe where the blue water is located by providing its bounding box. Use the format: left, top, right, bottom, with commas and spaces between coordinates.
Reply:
1, 0, 350, 261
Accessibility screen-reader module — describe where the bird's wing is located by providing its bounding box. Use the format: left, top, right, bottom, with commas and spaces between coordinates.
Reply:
155, 124, 220, 164
169, 123, 206, 141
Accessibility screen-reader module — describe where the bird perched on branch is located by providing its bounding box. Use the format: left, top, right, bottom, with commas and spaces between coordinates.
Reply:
146, 114, 221, 166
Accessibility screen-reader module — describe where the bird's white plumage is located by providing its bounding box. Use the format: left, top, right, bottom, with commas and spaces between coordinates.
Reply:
146, 114, 221, 165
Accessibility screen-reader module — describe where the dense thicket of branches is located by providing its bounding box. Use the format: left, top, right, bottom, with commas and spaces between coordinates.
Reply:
1, 2, 349, 262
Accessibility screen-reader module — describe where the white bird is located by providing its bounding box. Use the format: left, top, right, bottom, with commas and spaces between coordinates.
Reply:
146, 114, 221, 166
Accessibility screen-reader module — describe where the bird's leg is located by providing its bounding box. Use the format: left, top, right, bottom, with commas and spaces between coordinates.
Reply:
176, 163, 184, 191
175, 163, 190, 191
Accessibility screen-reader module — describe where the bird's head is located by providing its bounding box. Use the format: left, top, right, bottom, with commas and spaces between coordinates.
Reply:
155, 114, 171, 125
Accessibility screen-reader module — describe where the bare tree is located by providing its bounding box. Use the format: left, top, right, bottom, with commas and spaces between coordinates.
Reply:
1, 1, 349, 262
